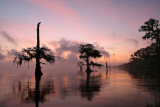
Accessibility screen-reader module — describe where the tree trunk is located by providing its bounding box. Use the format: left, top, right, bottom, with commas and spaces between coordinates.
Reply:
86, 56, 90, 70
35, 22, 43, 76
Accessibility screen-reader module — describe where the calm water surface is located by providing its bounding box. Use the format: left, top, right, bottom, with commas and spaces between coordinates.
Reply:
0, 62, 159, 107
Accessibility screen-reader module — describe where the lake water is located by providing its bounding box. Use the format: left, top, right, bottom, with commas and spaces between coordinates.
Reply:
0, 61, 159, 107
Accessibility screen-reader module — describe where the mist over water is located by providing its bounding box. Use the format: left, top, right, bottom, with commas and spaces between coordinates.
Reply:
0, 61, 159, 107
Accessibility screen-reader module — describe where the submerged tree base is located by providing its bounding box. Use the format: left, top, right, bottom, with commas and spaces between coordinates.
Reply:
35, 66, 43, 76
35, 72, 43, 77
35, 71, 43, 76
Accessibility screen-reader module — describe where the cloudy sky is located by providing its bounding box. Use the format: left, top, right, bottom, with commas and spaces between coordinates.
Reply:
0, 0, 160, 65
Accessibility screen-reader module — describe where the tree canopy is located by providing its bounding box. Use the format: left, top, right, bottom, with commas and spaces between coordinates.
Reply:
79, 44, 103, 69
139, 18, 160, 42
13, 46, 55, 66
139, 18, 160, 56
127, 18, 160, 71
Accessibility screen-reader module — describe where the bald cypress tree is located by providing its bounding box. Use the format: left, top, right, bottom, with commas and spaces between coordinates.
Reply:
79, 44, 103, 73
13, 22, 55, 76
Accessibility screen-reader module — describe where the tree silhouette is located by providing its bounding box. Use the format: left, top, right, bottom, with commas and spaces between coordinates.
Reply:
79, 44, 103, 72
13, 22, 55, 76
119, 19, 160, 74
139, 18, 160, 63
128, 43, 157, 69
139, 18, 160, 43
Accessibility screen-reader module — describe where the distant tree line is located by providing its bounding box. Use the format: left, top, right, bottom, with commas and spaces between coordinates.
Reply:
129, 42, 158, 70
120, 18, 160, 73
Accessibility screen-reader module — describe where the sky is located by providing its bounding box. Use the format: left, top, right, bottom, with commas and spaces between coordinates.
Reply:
0, 0, 160, 65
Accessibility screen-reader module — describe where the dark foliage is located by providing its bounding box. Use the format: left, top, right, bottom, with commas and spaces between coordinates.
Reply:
139, 18, 160, 42
79, 44, 103, 69
120, 18, 160, 73
13, 46, 55, 66
139, 18, 160, 60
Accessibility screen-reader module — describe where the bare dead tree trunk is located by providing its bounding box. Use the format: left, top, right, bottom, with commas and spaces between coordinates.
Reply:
35, 22, 43, 76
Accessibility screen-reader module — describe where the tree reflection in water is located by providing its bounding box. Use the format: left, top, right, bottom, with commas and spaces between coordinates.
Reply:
11, 68, 108, 107
79, 68, 104, 101
12, 70, 55, 107
128, 69, 160, 107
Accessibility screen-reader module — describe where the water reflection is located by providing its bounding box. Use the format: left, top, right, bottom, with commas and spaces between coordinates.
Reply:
12, 74, 55, 107
128, 69, 160, 107
79, 68, 106, 101
79, 74, 103, 101
1, 63, 160, 107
